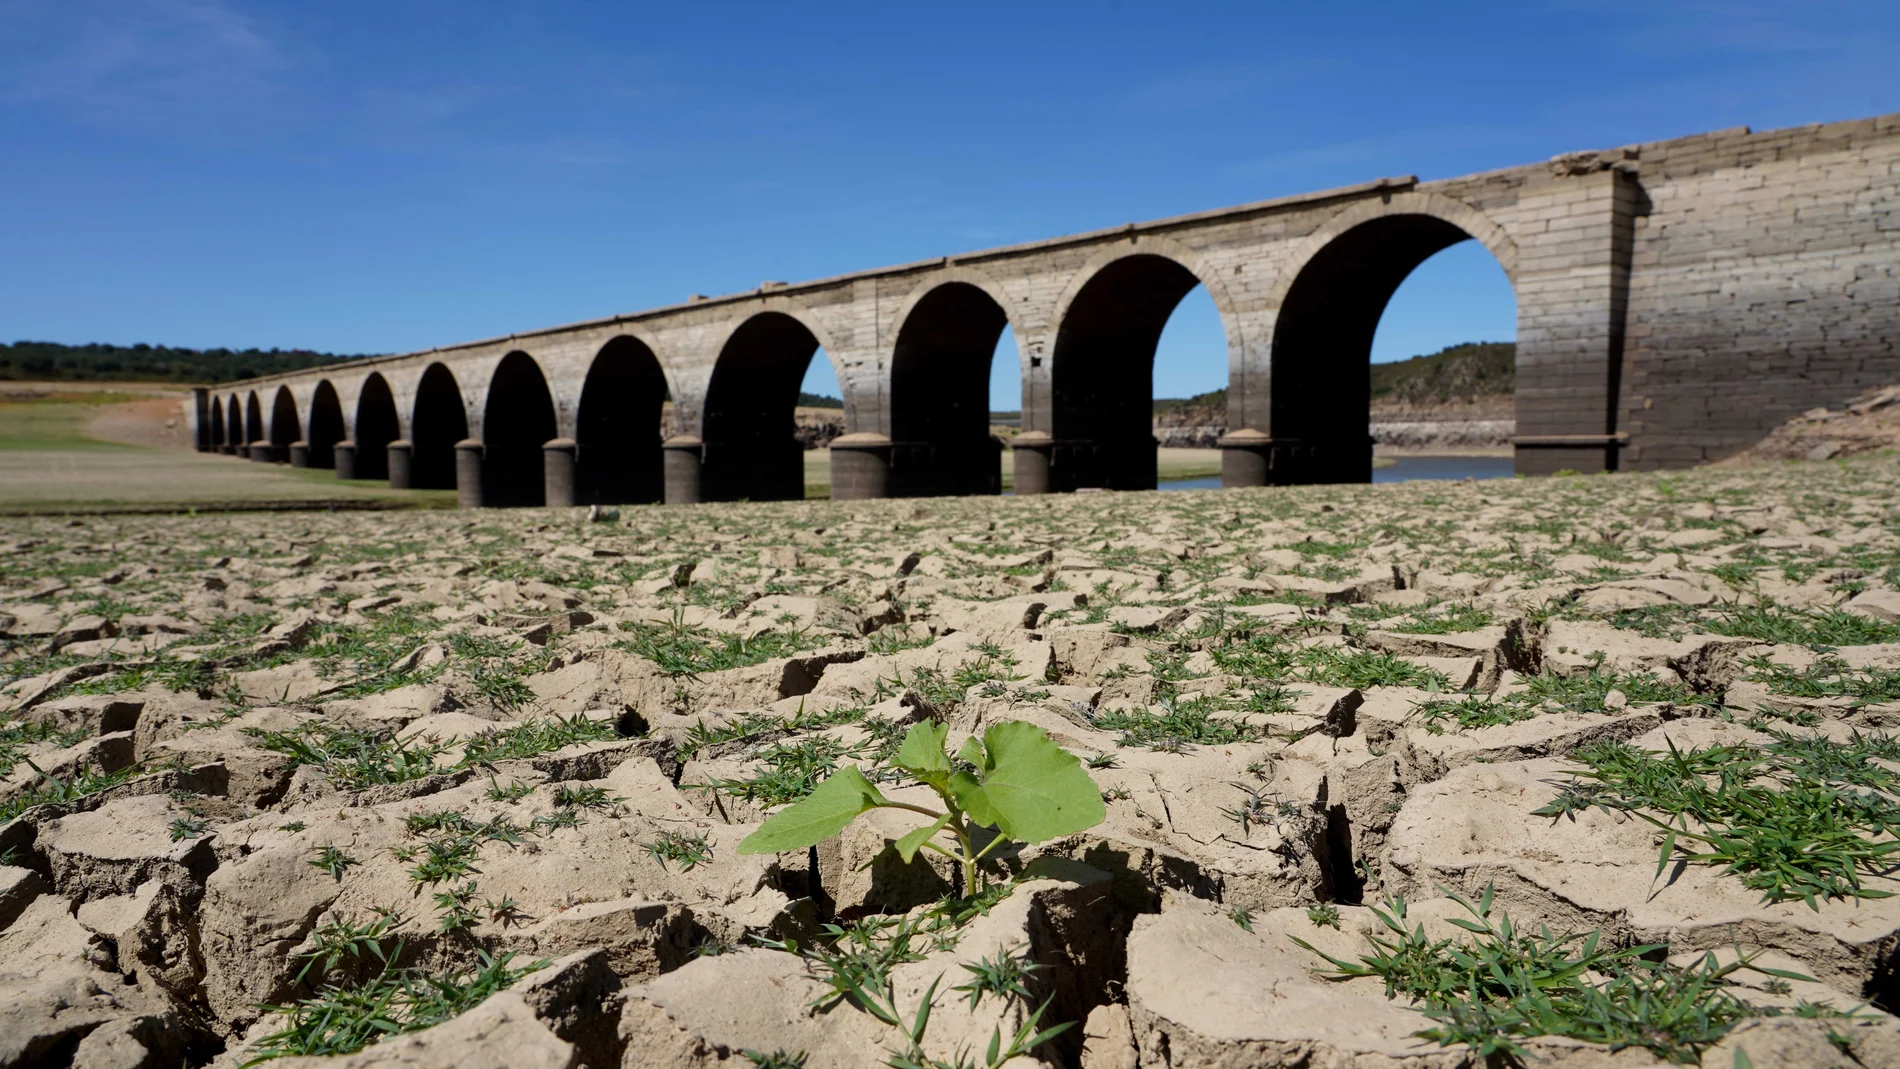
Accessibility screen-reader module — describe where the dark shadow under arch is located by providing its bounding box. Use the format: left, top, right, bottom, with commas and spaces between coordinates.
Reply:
227, 394, 245, 448
702, 313, 818, 502
244, 393, 264, 448
209, 396, 226, 451
307, 381, 344, 468
890, 283, 1008, 496
411, 363, 468, 490
1049, 254, 1204, 491
269, 387, 300, 452
482, 352, 558, 508
353, 373, 399, 480
1270, 214, 1499, 483
576, 337, 666, 505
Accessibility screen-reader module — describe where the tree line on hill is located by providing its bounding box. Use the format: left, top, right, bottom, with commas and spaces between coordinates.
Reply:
0, 341, 369, 384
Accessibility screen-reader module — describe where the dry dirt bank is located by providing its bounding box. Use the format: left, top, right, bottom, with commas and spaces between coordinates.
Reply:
5, 441, 1900, 1067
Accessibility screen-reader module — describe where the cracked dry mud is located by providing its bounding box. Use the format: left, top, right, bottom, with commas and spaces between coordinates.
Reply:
7, 459, 1900, 1068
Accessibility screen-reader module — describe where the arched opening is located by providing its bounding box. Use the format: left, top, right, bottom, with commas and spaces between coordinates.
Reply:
1048, 254, 1206, 490
411, 363, 468, 490
576, 337, 666, 505
890, 283, 1009, 496
269, 387, 300, 457
481, 351, 559, 507
703, 312, 819, 501
352, 373, 399, 480
244, 393, 264, 449
1270, 214, 1515, 483
307, 381, 345, 469
209, 396, 226, 452
228, 394, 245, 450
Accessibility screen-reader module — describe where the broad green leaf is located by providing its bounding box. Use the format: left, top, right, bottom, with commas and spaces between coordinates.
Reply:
895, 721, 953, 786
737, 765, 887, 854
950, 721, 1106, 844
893, 812, 952, 863
956, 736, 986, 767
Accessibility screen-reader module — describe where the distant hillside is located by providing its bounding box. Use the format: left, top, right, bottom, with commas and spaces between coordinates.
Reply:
798, 390, 843, 408
1152, 341, 1516, 414
1370, 341, 1514, 405
0, 340, 373, 384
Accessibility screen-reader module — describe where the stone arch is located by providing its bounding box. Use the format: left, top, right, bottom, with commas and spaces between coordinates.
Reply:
1043, 238, 1239, 491
410, 363, 468, 490
481, 351, 559, 507
306, 381, 345, 469
1263, 191, 1519, 483
887, 277, 1014, 496
208, 396, 226, 452
701, 310, 822, 502
574, 336, 668, 505
353, 372, 399, 480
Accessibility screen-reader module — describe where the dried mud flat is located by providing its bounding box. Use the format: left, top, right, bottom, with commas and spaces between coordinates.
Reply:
7, 462, 1900, 1068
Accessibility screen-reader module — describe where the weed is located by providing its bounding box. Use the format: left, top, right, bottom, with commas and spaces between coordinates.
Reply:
953, 945, 1042, 1009
1219, 783, 1301, 836
278, 822, 307, 832
291, 907, 406, 985
1092, 694, 1268, 751
697, 734, 859, 807
1704, 601, 1900, 649
0, 720, 90, 766
1298, 646, 1450, 690
1306, 902, 1341, 928
460, 714, 620, 765
483, 776, 535, 803
741, 1051, 807, 1069
245, 950, 548, 1064
431, 882, 479, 932
1534, 734, 1900, 908
1744, 655, 1900, 706
0, 759, 145, 823
1389, 603, 1493, 635
615, 620, 819, 678
1227, 907, 1255, 932
1292, 884, 1811, 1064
168, 815, 210, 841
1417, 695, 1539, 734
310, 844, 358, 882
552, 783, 622, 811
245, 723, 451, 792
1086, 752, 1118, 769
644, 830, 714, 872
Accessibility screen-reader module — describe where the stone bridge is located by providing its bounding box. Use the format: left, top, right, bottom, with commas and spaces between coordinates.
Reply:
196, 113, 1900, 507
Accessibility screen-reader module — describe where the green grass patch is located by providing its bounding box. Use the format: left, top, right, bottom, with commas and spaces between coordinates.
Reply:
1535, 733, 1900, 908
245, 950, 547, 1064
615, 620, 819, 677
1294, 885, 1818, 1064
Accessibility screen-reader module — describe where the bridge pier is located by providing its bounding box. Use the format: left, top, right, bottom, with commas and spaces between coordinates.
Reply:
543, 438, 578, 508
1011, 432, 1053, 495
288, 441, 311, 468
662, 436, 703, 505
829, 433, 892, 500
333, 440, 358, 480
387, 440, 414, 489
247, 441, 280, 463
454, 439, 485, 508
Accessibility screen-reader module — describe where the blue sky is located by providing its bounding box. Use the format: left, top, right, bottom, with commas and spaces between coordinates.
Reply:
3, 2, 1895, 409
